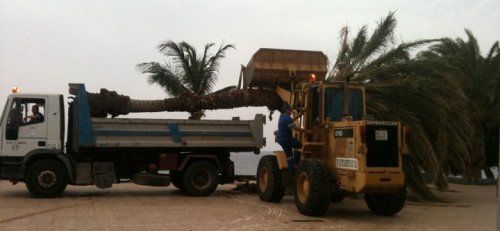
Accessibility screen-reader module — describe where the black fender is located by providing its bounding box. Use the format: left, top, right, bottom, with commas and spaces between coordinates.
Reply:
20, 149, 75, 183
178, 154, 221, 171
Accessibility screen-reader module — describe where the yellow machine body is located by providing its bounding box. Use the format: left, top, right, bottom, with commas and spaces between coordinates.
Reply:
245, 49, 407, 194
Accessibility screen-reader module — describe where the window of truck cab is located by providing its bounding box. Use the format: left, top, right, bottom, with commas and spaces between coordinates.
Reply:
5, 98, 46, 140
15, 98, 46, 126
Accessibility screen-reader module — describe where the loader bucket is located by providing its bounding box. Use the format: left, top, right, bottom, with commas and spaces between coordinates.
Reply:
242, 48, 328, 89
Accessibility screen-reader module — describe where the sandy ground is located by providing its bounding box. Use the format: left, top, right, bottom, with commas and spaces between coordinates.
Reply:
0, 181, 496, 231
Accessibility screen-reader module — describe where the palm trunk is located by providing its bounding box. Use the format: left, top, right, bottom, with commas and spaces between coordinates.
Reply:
188, 111, 204, 120
87, 88, 283, 118
463, 123, 486, 179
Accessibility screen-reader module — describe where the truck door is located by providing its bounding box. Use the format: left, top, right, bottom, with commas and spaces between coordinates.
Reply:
1, 97, 48, 157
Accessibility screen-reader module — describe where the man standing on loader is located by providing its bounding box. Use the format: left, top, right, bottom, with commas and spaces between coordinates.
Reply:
276, 104, 307, 173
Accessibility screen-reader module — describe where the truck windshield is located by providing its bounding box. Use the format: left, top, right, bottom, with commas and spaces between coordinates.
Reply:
324, 87, 363, 121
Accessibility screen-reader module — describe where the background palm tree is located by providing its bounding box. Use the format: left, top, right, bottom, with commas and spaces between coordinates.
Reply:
328, 12, 474, 199
419, 30, 500, 179
137, 41, 235, 119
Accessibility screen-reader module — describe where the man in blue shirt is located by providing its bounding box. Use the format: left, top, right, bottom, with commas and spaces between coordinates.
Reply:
276, 104, 307, 173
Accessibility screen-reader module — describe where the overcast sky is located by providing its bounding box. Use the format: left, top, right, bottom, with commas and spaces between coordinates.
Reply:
1, 0, 499, 150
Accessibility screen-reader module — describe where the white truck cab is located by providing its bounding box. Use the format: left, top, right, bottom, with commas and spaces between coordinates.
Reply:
0, 94, 65, 180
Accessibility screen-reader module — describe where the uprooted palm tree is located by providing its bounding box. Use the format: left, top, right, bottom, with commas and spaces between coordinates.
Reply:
418, 30, 500, 179
137, 41, 235, 119
328, 11, 474, 199
87, 41, 283, 119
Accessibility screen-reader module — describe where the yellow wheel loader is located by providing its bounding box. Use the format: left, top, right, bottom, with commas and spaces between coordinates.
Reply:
243, 48, 408, 217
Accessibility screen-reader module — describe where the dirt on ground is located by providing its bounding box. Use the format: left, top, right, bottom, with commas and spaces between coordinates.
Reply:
0, 181, 496, 231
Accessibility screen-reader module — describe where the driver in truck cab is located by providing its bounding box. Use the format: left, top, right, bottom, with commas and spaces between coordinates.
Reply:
23, 104, 44, 125
276, 104, 308, 173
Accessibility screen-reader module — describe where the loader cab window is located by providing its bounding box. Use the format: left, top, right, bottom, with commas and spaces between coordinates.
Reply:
324, 87, 363, 121
309, 86, 320, 127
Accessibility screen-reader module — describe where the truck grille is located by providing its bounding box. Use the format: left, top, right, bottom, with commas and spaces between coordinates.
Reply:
365, 124, 399, 167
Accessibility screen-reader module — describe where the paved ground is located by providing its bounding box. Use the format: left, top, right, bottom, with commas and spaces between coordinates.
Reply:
0, 181, 496, 231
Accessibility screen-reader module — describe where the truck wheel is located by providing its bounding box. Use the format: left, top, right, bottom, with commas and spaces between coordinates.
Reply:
365, 186, 406, 216
25, 160, 68, 198
257, 155, 285, 202
294, 158, 331, 216
170, 170, 185, 190
182, 161, 219, 196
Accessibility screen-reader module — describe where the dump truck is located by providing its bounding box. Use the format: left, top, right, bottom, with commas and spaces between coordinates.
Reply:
245, 48, 408, 216
0, 83, 265, 197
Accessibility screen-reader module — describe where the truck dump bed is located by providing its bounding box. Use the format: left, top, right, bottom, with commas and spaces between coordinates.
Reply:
68, 84, 265, 153
90, 116, 265, 149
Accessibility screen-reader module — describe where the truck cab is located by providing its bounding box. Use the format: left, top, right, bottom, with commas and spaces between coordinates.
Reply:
0, 94, 66, 181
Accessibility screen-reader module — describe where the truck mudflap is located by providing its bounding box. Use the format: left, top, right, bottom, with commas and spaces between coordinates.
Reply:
219, 157, 235, 184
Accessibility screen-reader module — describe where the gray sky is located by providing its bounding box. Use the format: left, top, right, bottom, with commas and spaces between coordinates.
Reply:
1, 0, 499, 150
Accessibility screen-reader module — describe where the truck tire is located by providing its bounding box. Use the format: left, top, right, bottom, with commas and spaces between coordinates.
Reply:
256, 155, 285, 202
170, 170, 185, 190
294, 158, 331, 216
181, 161, 219, 196
365, 186, 406, 216
25, 159, 68, 198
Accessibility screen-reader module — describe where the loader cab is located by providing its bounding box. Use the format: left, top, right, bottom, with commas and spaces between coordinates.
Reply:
301, 82, 366, 131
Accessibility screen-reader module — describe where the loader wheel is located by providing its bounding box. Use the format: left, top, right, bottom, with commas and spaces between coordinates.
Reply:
182, 161, 219, 196
25, 160, 68, 198
294, 158, 331, 216
331, 194, 345, 202
365, 186, 406, 216
257, 155, 285, 202
170, 170, 185, 190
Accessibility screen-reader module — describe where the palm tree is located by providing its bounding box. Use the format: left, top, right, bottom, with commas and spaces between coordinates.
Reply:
419, 30, 500, 178
328, 12, 474, 199
137, 41, 235, 119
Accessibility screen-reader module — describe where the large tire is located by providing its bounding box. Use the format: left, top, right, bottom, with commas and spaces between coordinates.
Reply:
294, 158, 331, 216
256, 155, 285, 202
331, 194, 345, 202
330, 181, 345, 202
365, 186, 406, 216
170, 170, 185, 190
25, 159, 68, 198
181, 161, 219, 196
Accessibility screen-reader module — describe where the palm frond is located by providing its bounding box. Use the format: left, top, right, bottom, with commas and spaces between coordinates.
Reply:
201, 43, 235, 95
353, 11, 396, 67
136, 62, 188, 97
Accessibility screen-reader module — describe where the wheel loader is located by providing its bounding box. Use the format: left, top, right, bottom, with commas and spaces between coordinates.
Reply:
242, 48, 408, 217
